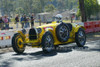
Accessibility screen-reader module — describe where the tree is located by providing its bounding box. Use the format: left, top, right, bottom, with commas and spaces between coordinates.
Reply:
0, 0, 15, 16
84, 0, 99, 19
79, 0, 87, 22
56, 0, 66, 11
44, 4, 55, 12
0, 0, 80, 16
15, 7, 24, 15
65, 0, 78, 10
78, 0, 100, 21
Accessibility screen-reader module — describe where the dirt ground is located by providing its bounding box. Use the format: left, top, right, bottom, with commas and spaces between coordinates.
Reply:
0, 32, 100, 54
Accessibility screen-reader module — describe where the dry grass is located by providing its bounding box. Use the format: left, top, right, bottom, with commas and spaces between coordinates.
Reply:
9, 22, 47, 29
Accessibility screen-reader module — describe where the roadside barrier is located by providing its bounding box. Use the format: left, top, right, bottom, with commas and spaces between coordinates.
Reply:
0, 37, 3, 40
0, 30, 15, 48
0, 28, 30, 48
99, 21, 100, 31
93, 21, 100, 32
0, 29, 22, 48
0, 36, 11, 40
84, 21, 100, 33
84, 22, 94, 33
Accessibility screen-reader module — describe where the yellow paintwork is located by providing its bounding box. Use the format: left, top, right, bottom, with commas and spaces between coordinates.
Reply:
17, 37, 24, 49
18, 31, 26, 41
17, 21, 85, 47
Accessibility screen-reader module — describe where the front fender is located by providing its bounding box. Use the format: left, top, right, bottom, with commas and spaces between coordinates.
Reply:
74, 26, 85, 33
18, 31, 26, 41
45, 27, 53, 31
45, 28, 54, 35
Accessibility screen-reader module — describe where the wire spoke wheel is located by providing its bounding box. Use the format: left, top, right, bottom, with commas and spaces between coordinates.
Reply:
78, 31, 86, 45
42, 31, 54, 53
75, 28, 86, 47
45, 35, 53, 51
59, 25, 69, 40
56, 23, 70, 42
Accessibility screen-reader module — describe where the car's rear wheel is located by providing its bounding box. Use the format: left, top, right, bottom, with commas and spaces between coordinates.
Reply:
56, 23, 70, 42
75, 28, 86, 47
42, 31, 54, 53
12, 33, 26, 54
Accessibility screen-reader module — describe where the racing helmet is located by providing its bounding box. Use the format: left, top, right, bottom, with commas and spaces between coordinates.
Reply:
55, 14, 63, 22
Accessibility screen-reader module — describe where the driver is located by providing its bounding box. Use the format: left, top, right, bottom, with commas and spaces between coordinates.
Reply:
55, 14, 63, 23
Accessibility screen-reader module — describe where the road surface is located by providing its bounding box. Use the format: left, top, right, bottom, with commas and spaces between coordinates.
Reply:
0, 40, 100, 67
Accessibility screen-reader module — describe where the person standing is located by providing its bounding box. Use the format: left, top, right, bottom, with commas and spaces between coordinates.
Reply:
20, 15, 24, 28
30, 13, 35, 28
3, 15, 9, 29
15, 14, 19, 28
0, 17, 4, 30
26, 17, 30, 28
7, 16, 11, 29
23, 14, 27, 28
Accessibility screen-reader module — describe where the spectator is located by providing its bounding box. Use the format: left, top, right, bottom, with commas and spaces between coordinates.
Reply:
15, 14, 19, 28
30, 13, 35, 28
23, 14, 27, 28
24, 17, 30, 28
20, 15, 24, 28
0, 17, 4, 30
7, 16, 11, 28
26, 17, 30, 28
3, 15, 9, 29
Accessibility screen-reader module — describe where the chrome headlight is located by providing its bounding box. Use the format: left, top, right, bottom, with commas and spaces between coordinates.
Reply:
37, 28, 42, 34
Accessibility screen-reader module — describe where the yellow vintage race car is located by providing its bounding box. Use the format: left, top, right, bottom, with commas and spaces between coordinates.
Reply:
12, 21, 86, 54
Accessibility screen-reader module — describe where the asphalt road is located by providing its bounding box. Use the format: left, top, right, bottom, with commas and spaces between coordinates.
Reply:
0, 40, 100, 67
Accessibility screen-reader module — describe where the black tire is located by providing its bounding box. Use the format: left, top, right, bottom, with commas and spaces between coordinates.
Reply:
41, 31, 54, 53
54, 45, 59, 50
75, 28, 86, 47
12, 33, 26, 54
56, 23, 70, 42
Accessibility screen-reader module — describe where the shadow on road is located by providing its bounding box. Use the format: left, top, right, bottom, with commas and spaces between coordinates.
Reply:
12, 51, 57, 61
0, 61, 11, 67
0, 42, 99, 67
73, 41, 100, 52
11, 46, 73, 61
11, 41, 100, 61
74, 46, 100, 52
0, 52, 5, 55
0, 48, 73, 67
0, 39, 100, 67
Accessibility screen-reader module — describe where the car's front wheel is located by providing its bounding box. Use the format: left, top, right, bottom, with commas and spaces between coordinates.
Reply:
41, 31, 54, 53
75, 28, 86, 47
12, 33, 26, 54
